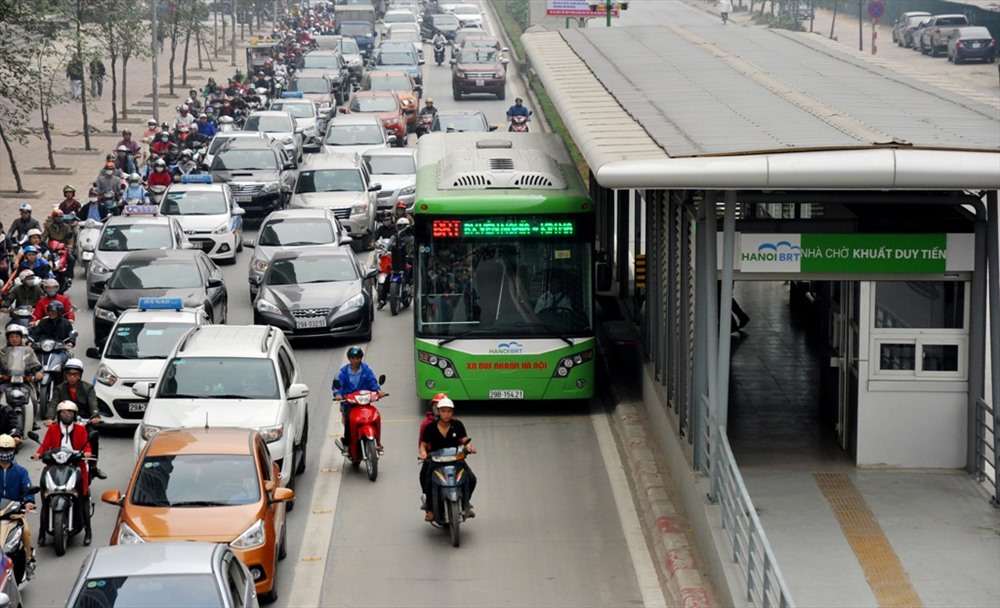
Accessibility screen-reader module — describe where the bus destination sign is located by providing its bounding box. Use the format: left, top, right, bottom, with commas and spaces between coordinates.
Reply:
432, 218, 575, 238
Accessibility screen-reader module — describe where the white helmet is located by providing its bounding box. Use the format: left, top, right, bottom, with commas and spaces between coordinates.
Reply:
128, 173, 142, 182
26, 228, 42, 237
56, 400, 79, 413
396, 217, 410, 229
0, 435, 16, 449
436, 397, 455, 410
5, 325, 27, 338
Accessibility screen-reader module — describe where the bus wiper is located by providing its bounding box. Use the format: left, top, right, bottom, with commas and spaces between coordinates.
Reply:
437, 329, 485, 346
505, 322, 575, 347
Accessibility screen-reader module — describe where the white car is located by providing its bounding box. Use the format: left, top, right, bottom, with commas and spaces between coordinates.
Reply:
243, 110, 303, 162
362, 148, 417, 212
289, 153, 379, 247
85, 299, 209, 426
159, 177, 245, 264
323, 113, 396, 155
268, 95, 325, 152
451, 3, 484, 27
203, 131, 269, 169
133, 325, 310, 487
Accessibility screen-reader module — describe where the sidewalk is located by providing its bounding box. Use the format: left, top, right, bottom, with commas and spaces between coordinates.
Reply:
0, 18, 271, 228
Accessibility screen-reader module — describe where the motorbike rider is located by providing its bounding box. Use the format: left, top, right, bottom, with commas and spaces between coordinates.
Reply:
122, 173, 148, 203
22, 229, 50, 259
30, 301, 74, 346
418, 397, 476, 521
373, 214, 396, 242
8, 204, 41, 245
392, 200, 415, 226
117, 128, 142, 157
33, 400, 94, 546
41, 210, 77, 282
187, 91, 203, 113
0, 434, 36, 576
173, 149, 199, 177
114, 144, 138, 175
419, 392, 449, 446
94, 162, 123, 198
718, 0, 733, 23
1, 271, 43, 313
43, 359, 104, 482
58, 185, 82, 218
0, 325, 43, 438
32, 278, 75, 324
151, 130, 174, 157
506, 97, 531, 130
147, 159, 174, 189
141, 118, 161, 143
432, 31, 447, 49
174, 104, 196, 129
14, 246, 53, 282
332, 347, 382, 455
196, 113, 217, 138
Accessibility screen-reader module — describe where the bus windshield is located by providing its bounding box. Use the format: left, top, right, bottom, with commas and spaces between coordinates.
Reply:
415, 215, 592, 338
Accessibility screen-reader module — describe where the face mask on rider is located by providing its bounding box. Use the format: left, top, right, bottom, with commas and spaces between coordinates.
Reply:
44, 288, 58, 297
59, 412, 76, 425
104, 169, 113, 176
0, 450, 14, 464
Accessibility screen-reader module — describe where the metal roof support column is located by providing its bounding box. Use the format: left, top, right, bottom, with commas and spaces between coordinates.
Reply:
634, 191, 645, 322
716, 191, 737, 429
618, 189, 630, 300
986, 191, 1000, 505
695, 192, 717, 479
968, 204, 988, 476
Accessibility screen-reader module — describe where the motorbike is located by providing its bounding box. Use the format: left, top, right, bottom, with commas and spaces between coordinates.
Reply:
0, 484, 40, 584
375, 238, 392, 306
46, 239, 71, 293
148, 185, 169, 206
37, 445, 93, 556
721, 10, 729, 23
77, 218, 104, 273
5, 305, 34, 331
509, 113, 531, 133
434, 42, 446, 66
2, 346, 37, 441
333, 375, 386, 482
33, 331, 77, 412
425, 445, 474, 547
416, 112, 435, 137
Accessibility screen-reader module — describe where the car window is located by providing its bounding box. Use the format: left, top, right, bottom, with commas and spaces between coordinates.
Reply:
270, 102, 314, 119
73, 575, 223, 608
212, 148, 279, 170
363, 154, 416, 175
196, 255, 215, 283
245, 114, 293, 133
351, 95, 398, 112
225, 557, 248, 607
105, 322, 194, 360
292, 76, 332, 94
109, 260, 202, 290
98, 224, 174, 252
325, 124, 385, 145
258, 218, 337, 246
937, 17, 966, 25
295, 169, 364, 193
158, 357, 280, 399
130, 454, 261, 507
256, 438, 273, 482
266, 256, 359, 285
277, 348, 294, 391
367, 75, 412, 91
162, 190, 229, 215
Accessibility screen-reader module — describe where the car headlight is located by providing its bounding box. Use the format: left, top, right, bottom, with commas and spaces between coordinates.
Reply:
96, 364, 118, 387
282, 136, 295, 145
117, 521, 146, 545
91, 258, 111, 275
351, 202, 369, 214
95, 307, 118, 323
495, 70, 504, 78
261, 182, 280, 193
455, 70, 465, 78
231, 519, 266, 550
259, 424, 284, 443
401, 99, 415, 107
251, 258, 269, 273
340, 292, 364, 310
256, 299, 282, 315
139, 423, 162, 441
397, 185, 415, 196
211, 221, 230, 235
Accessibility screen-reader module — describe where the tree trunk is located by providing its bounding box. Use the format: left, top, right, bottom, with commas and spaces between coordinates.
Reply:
196, 24, 203, 69
0, 122, 26, 192
169, 12, 180, 95
77, 11, 92, 149
830, 3, 838, 38
41, 104, 56, 169
121, 52, 131, 120
182, 22, 192, 86
110, 54, 119, 133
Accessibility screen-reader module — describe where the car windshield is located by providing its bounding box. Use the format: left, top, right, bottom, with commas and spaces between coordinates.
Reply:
99, 224, 173, 252
257, 218, 336, 246
339, 38, 360, 54
959, 27, 992, 38
458, 50, 498, 64
351, 96, 397, 112
389, 31, 420, 42
244, 114, 293, 133
212, 149, 278, 170
378, 52, 416, 66
270, 102, 314, 119
130, 454, 261, 507
340, 23, 372, 36
73, 575, 223, 608
108, 260, 202, 290
301, 55, 339, 70
453, 5, 480, 15
291, 76, 330, 93
295, 169, 364, 193
433, 15, 460, 27
158, 357, 280, 399
162, 190, 228, 215
325, 124, 384, 145
433, 114, 487, 132
267, 256, 358, 285
384, 12, 414, 22
937, 16, 966, 25
466, 39, 498, 50
104, 322, 194, 360
208, 135, 247, 154
363, 153, 415, 175
367, 75, 412, 91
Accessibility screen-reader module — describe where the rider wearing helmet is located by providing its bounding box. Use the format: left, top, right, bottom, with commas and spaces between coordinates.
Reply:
58, 185, 82, 217
142, 118, 161, 142
1, 270, 43, 313
418, 397, 477, 520
32, 278, 74, 323
23, 228, 50, 257
147, 158, 173, 189
7, 204, 41, 245
0, 325, 43, 440
0, 433, 36, 576
122, 172, 148, 203
174, 149, 199, 176
13, 245, 53, 282
34, 400, 95, 546
174, 103, 196, 129
419, 97, 437, 118
44, 358, 105, 483
42, 209, 77, 283
114, 143, 138, 175
29, 300, 74, 345
117, 128, 141, 157
332, 347, 382, 454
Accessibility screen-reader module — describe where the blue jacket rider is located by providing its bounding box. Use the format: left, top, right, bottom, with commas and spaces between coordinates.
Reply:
332, 347, 381, 451
506, 97, 530, 119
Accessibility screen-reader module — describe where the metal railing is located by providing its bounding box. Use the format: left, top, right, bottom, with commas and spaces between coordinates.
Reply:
974, 397, 998, 506
701, 395, 795, 608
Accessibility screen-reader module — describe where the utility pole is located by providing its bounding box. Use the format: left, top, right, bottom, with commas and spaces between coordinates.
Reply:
231, 0, 237, 67
152, 0, 160, 123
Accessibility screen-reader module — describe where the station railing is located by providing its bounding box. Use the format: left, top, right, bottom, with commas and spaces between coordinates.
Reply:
974, 397, 998, 506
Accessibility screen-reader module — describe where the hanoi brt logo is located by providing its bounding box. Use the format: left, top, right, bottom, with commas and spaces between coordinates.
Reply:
738, 235, 802, 272
490, 341, 524, 354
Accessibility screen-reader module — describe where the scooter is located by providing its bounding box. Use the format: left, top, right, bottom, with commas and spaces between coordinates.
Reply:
46, 239, 71, 293
425, 445, 474, 547
434, 41, 446, 66
34, 331, 77, 412
416, 112, 435, 137
37, 445, 93, 556
387, 258, 412, 316
148, 185, 168, 206
509, 113, 531, 133
0, 484, 40, 585
333, 375, 386, 482
77, 218, 104, 273
1, 346, 36, 441
5, 305, 34, 331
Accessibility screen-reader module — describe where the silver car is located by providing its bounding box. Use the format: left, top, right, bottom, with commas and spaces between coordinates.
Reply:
289, 153, 380, 249
268, 97, 325, 151
243, 110, 303, 162
66, 542, 258, 607
323, 113, 396, 155
362, 148, 417, 212
203, 131, 270, 170
245, 208, 353, 300
85, 213, 192, 308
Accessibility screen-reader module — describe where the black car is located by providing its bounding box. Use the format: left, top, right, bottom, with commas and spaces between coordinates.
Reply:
209, 138, 296, 217
93, 250, 228, 347
421, 12, 460, 41
947, 26, 997, 64
431, 110, 498, 133
251, 248, 376, 341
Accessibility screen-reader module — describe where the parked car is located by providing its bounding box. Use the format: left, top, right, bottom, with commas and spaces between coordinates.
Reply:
209, 138, 297, 217
919, 14, 969, 56
106, 428, 292, 602
359, 70, 420, 131
66, 543, 258, 608
252, 248, 376, 341
289, 153, 380, 248
451, 48, 508, 100
322, 113, 396, 155
343, 90, 408, 144
910, 18, 933, 51
900, 14, 931, 49
893, 11, 930, 45
947, 26, 997, 63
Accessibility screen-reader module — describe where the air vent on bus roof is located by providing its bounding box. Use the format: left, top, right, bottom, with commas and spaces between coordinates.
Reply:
439, 149, 566, 190
453, 173, 493, 187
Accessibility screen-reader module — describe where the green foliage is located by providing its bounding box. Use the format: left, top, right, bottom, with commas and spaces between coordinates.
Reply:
507, 0, 529, 30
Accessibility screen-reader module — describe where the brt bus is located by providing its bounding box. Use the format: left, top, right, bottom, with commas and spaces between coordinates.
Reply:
412, 133, 595, 402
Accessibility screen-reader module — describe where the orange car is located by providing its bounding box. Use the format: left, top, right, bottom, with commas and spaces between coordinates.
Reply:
101, 428, 294, 603
341, 90, 407, 145
360, 70, 420, 132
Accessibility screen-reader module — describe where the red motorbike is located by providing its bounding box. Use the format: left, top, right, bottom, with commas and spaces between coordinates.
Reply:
416, 113, 435, 137
508, 113, 531, 133
333, 375, 387, 482
47, 239, 72, 293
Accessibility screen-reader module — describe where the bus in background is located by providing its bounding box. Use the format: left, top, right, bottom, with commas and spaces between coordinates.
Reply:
412, 133, 595, 402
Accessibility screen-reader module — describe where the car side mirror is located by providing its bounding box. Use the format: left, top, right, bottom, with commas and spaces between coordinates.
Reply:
489, 125, 498, 132
365, 268, 378, 280
243, 238, 256, 248
340, 234, 354, 244
0, 592, 13, 608
501, 59, 509, 66
208, 277, 224, 288
101, 489, 124, 507
369, 182, 382, 191
86, 347, 102, 359
502, 47, 509, 53
450, 58, 456, 65
132, 381, 151, 398
338, 107, 349, 114
287, 382, 309, 400
233, 207, 245, 216
249, 275, 262, 286
271, 487, 295, 503
378, 374, 386, 385
418, 58, 425, 65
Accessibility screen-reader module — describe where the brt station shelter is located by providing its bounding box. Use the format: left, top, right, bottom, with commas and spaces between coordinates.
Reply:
524, 23, 1000, 605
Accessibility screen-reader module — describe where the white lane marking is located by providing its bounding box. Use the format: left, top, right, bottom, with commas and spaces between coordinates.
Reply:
592, 407, 668, 608
286, 410, 344, 607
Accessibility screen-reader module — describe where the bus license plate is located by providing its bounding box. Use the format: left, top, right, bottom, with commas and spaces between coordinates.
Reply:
296, 317, 326, 329
128, 402, 146, 413
475, 79, 485, 87
489, 390, 524, 399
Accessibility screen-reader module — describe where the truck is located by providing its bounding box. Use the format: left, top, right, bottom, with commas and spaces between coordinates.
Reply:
335, 7, 378, 57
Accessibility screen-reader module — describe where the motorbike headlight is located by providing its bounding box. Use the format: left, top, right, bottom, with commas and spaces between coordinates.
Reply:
259, 424, 284, 443
251, 258, 269, 273
40, 339, 56, 353
397, 185, 415, 196
230, 519, 266, 550
351, 202, 369, 214
256, 299, 282, 315
95, 307, 118, 323
341, 292, 364, 310
261, 182, 280, 193
96, 364, 118, 387
91, 259, 111, 275
3, 525, 23, 554
117, 521, 146, 545
211, 221, 230, 235
139, 423, 162, 441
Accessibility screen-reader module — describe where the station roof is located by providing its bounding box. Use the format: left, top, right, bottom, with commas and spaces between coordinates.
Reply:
522, 26, 1000, 190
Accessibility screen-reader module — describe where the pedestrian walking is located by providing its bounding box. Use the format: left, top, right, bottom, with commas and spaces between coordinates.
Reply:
67, 56, 84, 100
89, 58, 106, 99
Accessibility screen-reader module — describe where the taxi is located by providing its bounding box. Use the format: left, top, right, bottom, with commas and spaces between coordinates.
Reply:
159, 175, 245, 265
102, 427, 293, 604
85, 297, 210, 426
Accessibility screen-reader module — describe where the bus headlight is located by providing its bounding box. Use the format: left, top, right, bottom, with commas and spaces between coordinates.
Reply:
553, 350, 594, 378
418, 350, 459, 379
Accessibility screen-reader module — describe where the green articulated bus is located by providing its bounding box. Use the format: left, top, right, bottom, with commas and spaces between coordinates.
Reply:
412, 132, 595, 402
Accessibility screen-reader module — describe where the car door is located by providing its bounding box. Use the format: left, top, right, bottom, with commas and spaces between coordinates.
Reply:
256, 436, 286, 544
224, 549, 256, 607
197, 253, 227, 321
276, 346, 305, 443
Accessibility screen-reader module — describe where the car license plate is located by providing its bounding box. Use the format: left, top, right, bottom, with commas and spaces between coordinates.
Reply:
488, 390, 524, 399
235, 195, 252, 203
128, 402, 146, 413
971, 42, 981, 48
475, 79, 485, 87
296, 317, 326, 329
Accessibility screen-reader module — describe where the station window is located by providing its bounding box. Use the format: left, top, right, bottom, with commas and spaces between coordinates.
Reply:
871, 281, 967, 380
